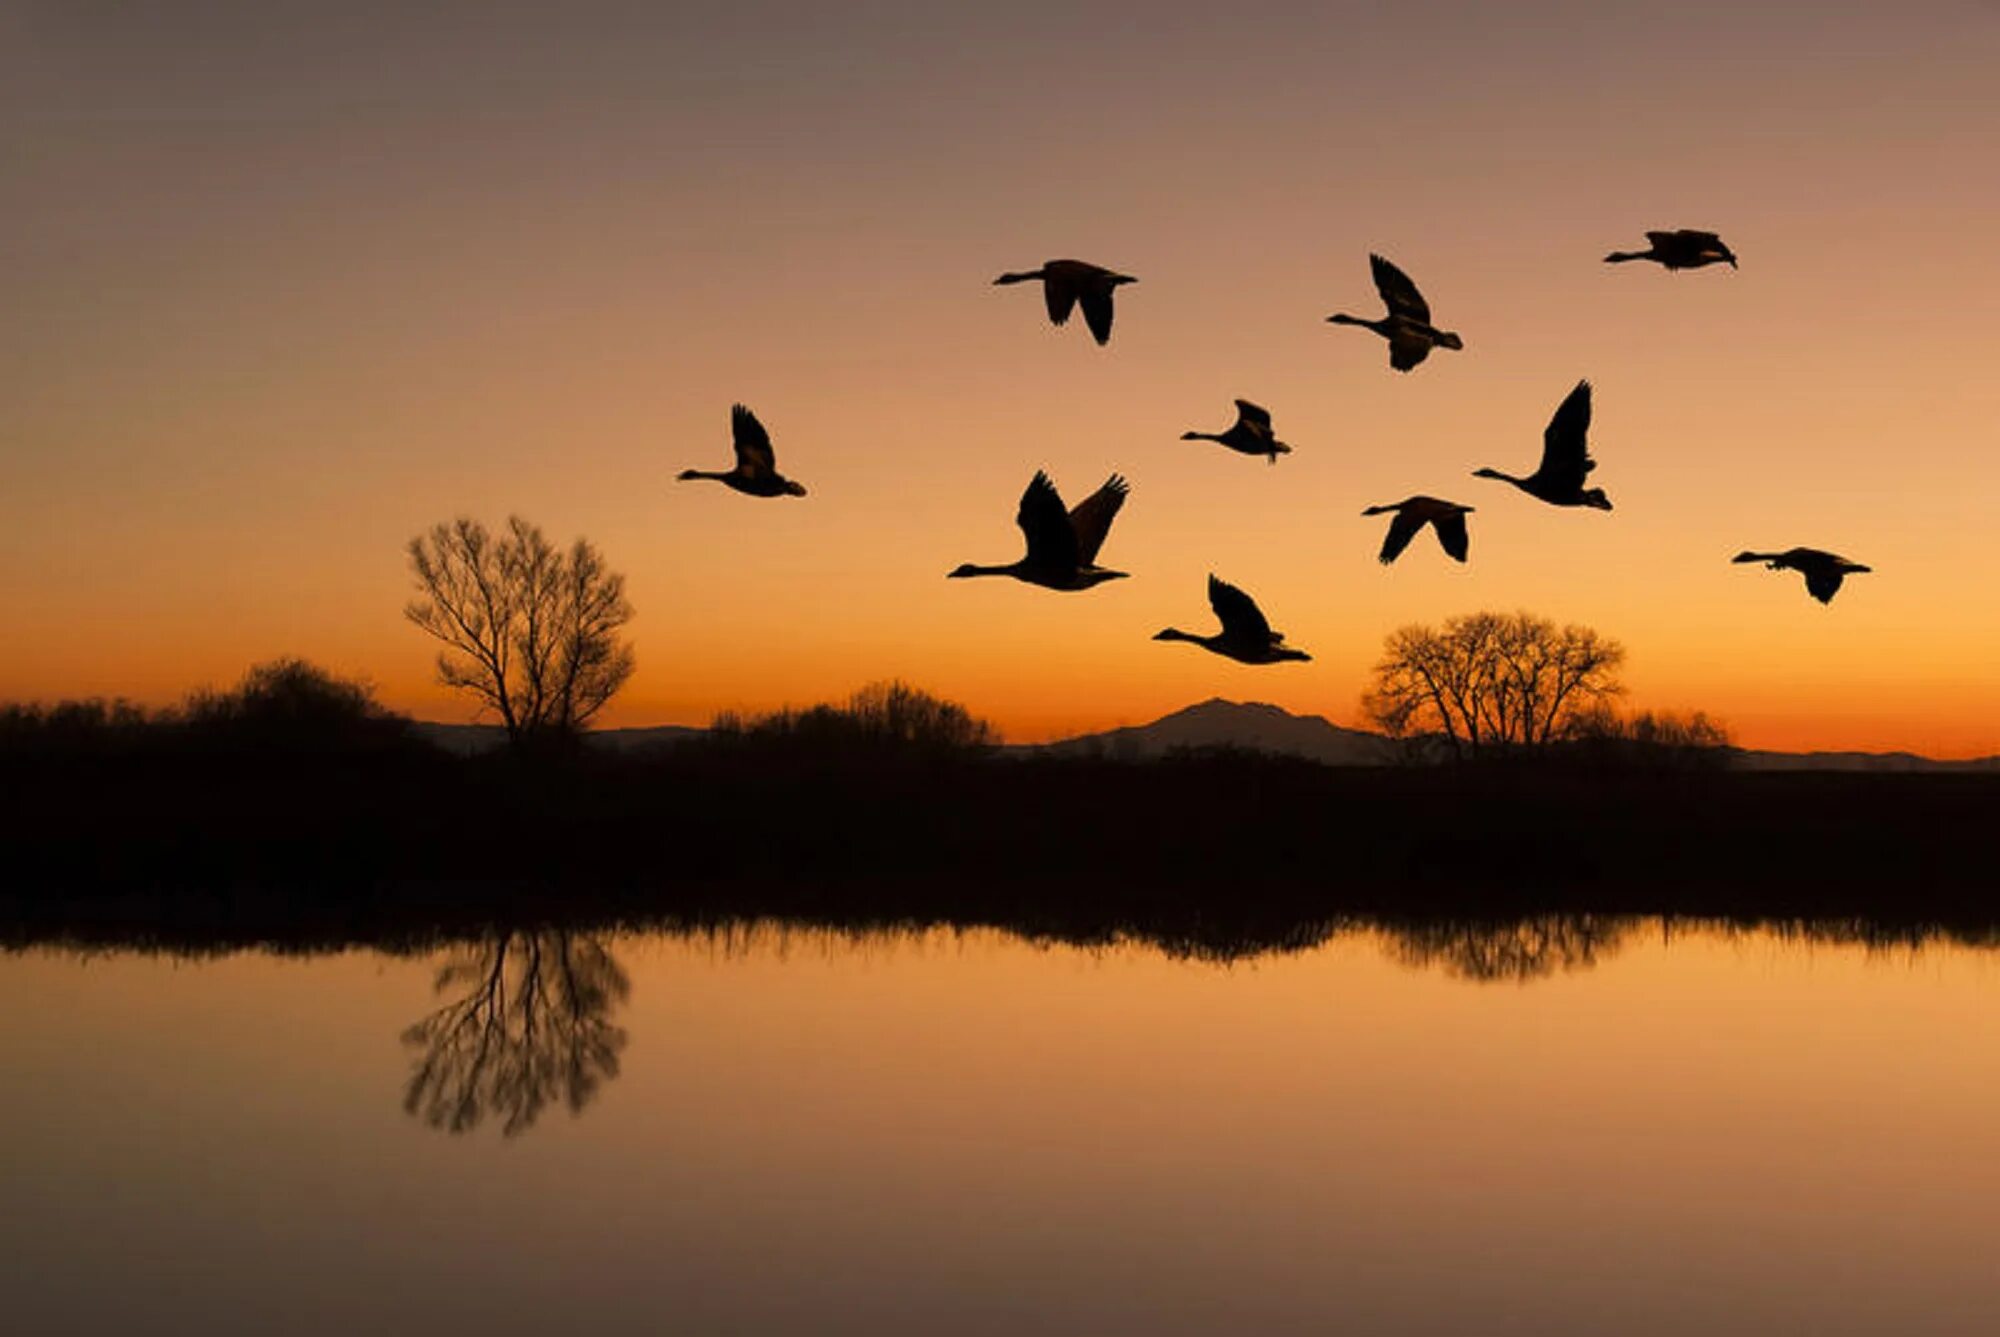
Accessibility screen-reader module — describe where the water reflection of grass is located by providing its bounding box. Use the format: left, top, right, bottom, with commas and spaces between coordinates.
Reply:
4, 897, 1997, 979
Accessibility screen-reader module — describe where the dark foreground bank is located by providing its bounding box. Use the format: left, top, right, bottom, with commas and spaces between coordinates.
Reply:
3, 724, 1997, 951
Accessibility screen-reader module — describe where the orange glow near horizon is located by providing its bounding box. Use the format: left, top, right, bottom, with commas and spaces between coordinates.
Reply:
4, 4, 1999, 757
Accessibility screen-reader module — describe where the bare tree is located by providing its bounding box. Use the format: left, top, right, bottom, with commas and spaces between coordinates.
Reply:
405, 516, 635, 747
1363, 610, 1624, 759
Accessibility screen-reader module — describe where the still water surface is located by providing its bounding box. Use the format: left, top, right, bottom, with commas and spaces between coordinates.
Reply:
2, 919, 1997, 1336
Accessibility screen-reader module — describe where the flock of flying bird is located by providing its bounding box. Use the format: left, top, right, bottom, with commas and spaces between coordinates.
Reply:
679, 228, 1873, 667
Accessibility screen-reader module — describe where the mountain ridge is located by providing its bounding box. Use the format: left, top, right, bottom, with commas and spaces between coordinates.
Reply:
417, 703, 1998, 772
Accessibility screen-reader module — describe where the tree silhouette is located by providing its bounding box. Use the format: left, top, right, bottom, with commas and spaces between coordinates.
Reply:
1363, 611, 1625, 759
405, 516, 635, 748
400, 930, 630, 1137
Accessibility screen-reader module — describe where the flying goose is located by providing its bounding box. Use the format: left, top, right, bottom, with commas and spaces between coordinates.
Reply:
1473, 380, 1612, 510
948, 471, 1131, 590
1361, 496, 1474, 564
992, 259, 1137, 345
1326, 254, 1464, 372
1180, 399, 1292, 464
1732, 548, 1871, 604
1154, 575, 1310, 663
677, 404, 808, 498
1605, 229, 1738, 271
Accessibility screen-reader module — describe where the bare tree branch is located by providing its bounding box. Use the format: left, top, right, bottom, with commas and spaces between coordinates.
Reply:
1364, 611, 1625, 760
404, 515, 635, 748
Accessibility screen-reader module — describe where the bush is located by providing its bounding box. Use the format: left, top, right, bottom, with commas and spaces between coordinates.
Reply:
1562, 708, 1733, 772
0, 698, 158, 756
706, 681, 998, 759
180, 658, 418, 755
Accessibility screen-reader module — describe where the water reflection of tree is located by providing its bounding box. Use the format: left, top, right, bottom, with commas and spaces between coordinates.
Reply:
401, 930, 629, 1136
1381, 915, 1636, 983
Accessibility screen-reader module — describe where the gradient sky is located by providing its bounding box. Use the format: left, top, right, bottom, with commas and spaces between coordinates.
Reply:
5, 1, 1998, 753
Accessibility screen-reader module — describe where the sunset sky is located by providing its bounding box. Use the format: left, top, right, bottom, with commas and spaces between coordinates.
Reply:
5, 1, 1998, 755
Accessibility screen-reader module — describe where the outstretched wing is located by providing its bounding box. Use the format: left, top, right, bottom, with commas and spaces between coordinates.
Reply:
1044, 276, 1078, 327
1016, 472, 1080, 570
1079, 288, 1115, 345
1378, 508, 1424, 564
732, 404, 777, 477
1803, 567, 1845, 604
1224, 400, 1272, 440
1370, 253, 1431, 323
1433, 508, 1470, 562
1538, 380, 1594, 490
1644, 230, 1683, 249
1207, 574, 1274, 644
1388, 331, 1432, 372
1067, 474, 1129, 565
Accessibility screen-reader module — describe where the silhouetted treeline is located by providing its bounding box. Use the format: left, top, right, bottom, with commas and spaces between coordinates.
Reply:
4, 669, 1996, 939
2, 658, 424, 760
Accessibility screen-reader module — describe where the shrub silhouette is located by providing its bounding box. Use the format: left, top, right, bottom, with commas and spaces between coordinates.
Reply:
181, 658, 417, 755
1563, 708, 1733, 772
706, 680, 998, 759
0, 698, 156, 757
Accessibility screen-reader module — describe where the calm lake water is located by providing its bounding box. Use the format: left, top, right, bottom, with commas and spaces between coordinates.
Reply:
3, 918, 1998, 1336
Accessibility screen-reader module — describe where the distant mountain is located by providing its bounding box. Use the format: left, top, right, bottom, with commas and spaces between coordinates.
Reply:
1024, 698, 1393, 767
410, 706, 1997, 773
1730, 747, 2000, 774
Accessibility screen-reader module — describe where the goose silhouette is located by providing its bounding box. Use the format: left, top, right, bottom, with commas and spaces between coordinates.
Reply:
1732, 548, 1871, 604
992, 260, 1137, 345
948, 471, 1131, 590
1181, 400, 1292, 464
1474, 380, 1612, 510
1605, 229, 1738, 271
1154, 575, 1310, 663
1361, 496, 1475, 564
677, 405, 808, 498
1326, 254, 1464, 371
